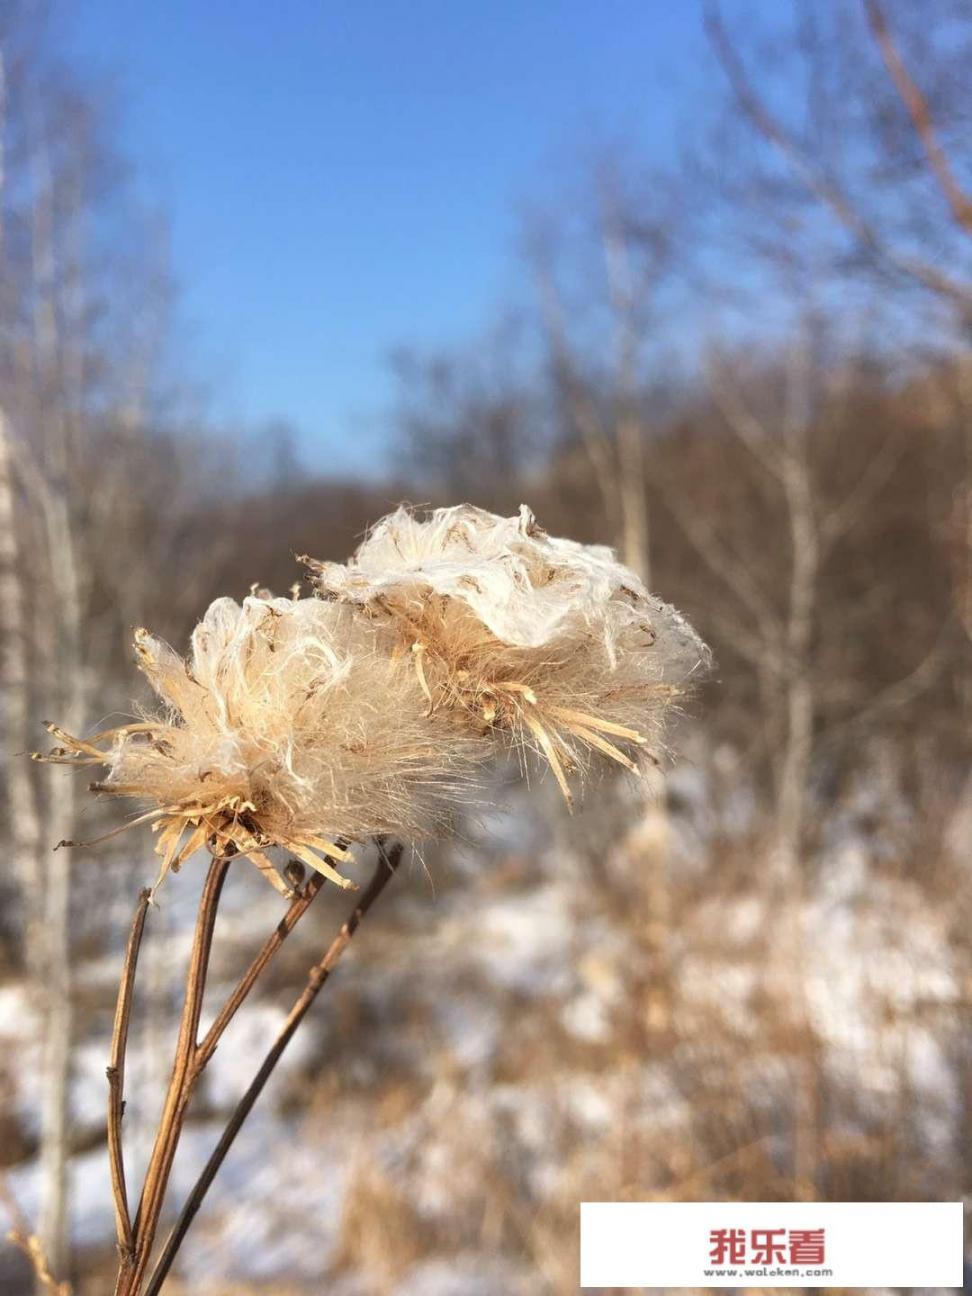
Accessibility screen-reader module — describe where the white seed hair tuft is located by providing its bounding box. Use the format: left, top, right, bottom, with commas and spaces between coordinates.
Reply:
306, 504, 708, 806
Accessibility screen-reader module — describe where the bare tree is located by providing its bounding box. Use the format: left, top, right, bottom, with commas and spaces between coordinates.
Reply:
390, 317, 541, 515
0, 47, 44, 961
526, 157, 685, 583
0, 21, 196, 1280
703, 0, 972, 325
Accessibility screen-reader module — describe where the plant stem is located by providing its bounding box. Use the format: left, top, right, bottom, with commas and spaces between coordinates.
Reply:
114, 854, 231, 1296
194, 872, 326, 1070
109, 854, 337, 1295
107, 887, 152, 1262
143, 840, 403, 1296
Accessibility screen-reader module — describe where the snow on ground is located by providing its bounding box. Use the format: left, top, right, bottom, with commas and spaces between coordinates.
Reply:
393, 1254, 542, 1296
1, 774, 966, 1292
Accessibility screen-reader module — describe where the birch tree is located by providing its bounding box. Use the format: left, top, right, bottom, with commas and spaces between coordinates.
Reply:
0, 20, 188, 1280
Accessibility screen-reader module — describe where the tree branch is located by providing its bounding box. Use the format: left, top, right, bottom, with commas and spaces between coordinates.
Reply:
864, 0, 972, 237
704, 0, 972, 310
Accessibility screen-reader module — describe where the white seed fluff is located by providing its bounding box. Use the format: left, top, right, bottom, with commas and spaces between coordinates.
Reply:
43, 595, 481, 893
307, 504, 708, 803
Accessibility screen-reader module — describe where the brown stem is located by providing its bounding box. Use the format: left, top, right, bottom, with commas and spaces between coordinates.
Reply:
106, 887, 152, 1262
114, 854, 231, 1296
194, 872, 326, 1071
111, 855, 331, 1295
143, 841, 403, 1296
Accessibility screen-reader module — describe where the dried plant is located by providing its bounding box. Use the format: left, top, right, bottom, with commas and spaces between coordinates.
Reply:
0, 1175, 72, 1295
37, 595, 480, 896
32, 503, 704, 1293
305, 504, 708, 804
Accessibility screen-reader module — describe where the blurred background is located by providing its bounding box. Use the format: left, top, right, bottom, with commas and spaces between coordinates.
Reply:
0, 1, 970, 1292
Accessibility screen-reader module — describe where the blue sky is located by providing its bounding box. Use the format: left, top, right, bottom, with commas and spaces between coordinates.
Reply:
69, 1, 711, 476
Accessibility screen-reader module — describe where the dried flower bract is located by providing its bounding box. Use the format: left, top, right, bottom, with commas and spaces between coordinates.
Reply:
39, 504, 705, 894
37, 596, 478, 894
306, 504, 708, 805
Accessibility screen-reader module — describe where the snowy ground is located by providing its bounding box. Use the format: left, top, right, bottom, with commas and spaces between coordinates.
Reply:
1, 763, 969, 1293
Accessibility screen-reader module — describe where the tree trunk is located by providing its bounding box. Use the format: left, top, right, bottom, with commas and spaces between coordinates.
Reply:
29, 106, 86, 1284
35, 482, 85, 1284
0, 412, 44, 964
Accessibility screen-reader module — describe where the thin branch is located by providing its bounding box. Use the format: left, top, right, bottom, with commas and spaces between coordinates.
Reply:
704, 0, 972, 310
194, 871, 326, 1071
143, 841, 404, 1296
110, 850, 341, 1294
818, 616, 953, 746
864, 0, 972, 237
707, 356, 787, 480
530, 233, 619, 518
820, 424, 907, 547
0, 1176, 71, 1295
661, 488, 783, 665
106, 888, 151, 1262
115, 853, 232, 1296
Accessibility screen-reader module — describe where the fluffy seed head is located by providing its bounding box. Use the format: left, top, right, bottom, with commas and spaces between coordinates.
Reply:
40, 595, 480, 894
306, 504, 708, 804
